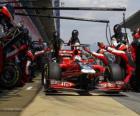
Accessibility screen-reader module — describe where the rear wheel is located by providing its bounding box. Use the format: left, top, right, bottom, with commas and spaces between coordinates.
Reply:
0, 63, 20, 89
105, 64, 124, 82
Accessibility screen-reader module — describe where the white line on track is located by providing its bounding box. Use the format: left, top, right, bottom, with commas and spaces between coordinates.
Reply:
26, 86, 33, 90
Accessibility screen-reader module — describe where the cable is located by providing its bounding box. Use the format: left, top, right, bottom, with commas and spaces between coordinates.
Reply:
106, 23, 111, 45
123, 12, 129, 44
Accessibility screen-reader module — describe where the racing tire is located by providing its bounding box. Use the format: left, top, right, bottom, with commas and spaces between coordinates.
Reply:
49, 62, 61, 80
0, 63, 20, 89
42, 62, 61, 91
15, 66, 24, 87
79, 74, 89, 91
105, 64, 124, 81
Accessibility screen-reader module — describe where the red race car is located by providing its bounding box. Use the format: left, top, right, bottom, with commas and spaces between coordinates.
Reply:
42, 43, 95, 91
42, 43, 124, 93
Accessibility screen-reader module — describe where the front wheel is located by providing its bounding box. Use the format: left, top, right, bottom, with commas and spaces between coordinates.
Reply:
42, 62, 61, 91
79, 74, 90, 91
42, 63, 50, 90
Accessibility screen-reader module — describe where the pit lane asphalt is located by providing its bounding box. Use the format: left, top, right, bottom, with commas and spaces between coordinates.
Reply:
20, 89, 140, 116
0, 76, 41, 116
0, 76, 140, 116
113, 91, 140, 115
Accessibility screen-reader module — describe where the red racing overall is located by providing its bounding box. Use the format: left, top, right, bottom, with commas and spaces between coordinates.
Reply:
107, 47, 135, 84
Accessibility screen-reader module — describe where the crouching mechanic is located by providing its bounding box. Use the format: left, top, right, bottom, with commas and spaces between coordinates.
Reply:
73, 42, 96, 74
106, 44, 135, 88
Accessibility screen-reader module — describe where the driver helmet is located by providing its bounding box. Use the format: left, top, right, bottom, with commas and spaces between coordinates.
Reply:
1, 4, 15, 22
74, 42, 80, 50
113, 24, 122, 34
73, 43, 82, 61
72, 29, 79, 38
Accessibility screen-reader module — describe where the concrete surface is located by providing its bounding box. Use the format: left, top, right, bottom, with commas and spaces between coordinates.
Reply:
0, 76, 41, 116
20, 90, 139, 116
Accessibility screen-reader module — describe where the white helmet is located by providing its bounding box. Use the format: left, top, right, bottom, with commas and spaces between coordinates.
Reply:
74, 42, 80, 50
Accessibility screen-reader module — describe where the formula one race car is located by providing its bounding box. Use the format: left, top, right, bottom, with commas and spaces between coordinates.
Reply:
42, 43, 95, 91
42, 43, 124, 93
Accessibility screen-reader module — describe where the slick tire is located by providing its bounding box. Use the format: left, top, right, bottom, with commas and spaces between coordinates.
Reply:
79, 74, 89, 91
0, 63, 20, 89
15, 66, 23, 87
42, 62, 61, 91
105, 64, 124, 81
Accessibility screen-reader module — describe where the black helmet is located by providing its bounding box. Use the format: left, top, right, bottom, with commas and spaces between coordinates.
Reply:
72, 30, 79, 37
1, 4, 15, 21
113, 24, 122, 34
